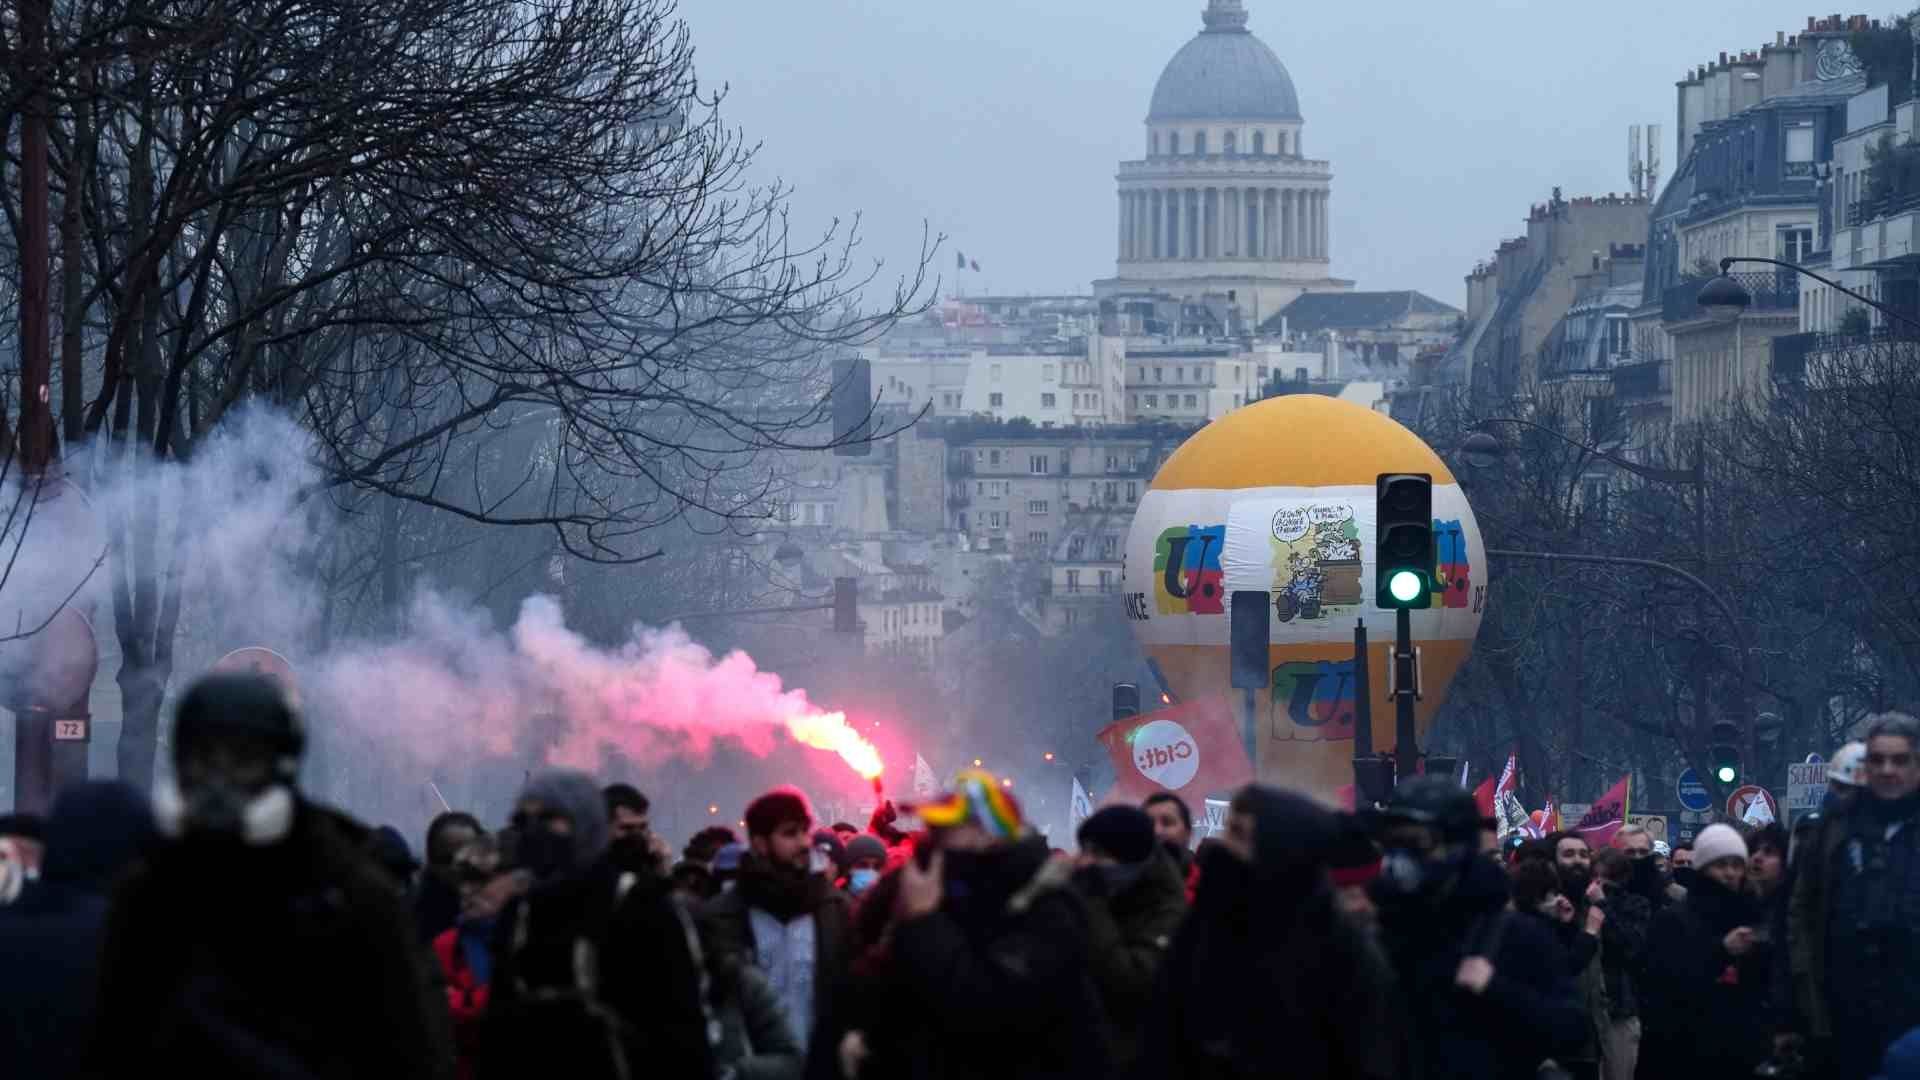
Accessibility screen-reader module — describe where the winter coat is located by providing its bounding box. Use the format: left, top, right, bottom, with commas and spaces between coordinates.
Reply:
712, 961, 804, 1080
0, 782, 154, 1080
431, 924, 492, 1080
701, 857, 854, 1050
1376, 854, 1587, 1080
481, 856, 715, 1080
1597, 880, 1652, 1021
1076, 846, 1187, 1072
818, 837, 1109, 1080
1134, 788, 1398, 1080
88, 800, 454, 1080
1524, 909, 1608, 1067
417, 872, 464, 945
1635, 875, 1770, 1080
1790, 794, 1920, 1048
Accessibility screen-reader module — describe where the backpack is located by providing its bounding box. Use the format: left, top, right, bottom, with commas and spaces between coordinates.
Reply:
479, 877, 722, 1080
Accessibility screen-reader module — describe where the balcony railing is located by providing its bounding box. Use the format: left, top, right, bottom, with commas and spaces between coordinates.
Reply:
1663, 271, 1799, 324
1773, 326, 1920, 382
1847, 189, 1920, 228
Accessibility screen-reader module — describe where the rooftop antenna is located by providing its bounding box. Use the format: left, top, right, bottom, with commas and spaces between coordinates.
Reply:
1646, 124, 1663, 200
1629, 125, 1645, 200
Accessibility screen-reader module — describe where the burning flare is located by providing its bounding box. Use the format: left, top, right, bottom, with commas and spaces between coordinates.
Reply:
786, 710, 884, 782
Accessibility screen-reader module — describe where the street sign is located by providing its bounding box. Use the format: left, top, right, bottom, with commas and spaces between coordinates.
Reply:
1727, 784, 1778, 824
1676, 768, 1713, 812
1805, 752, 1826, 766
1787, 763, 1827, 814
51, 717, 87, 741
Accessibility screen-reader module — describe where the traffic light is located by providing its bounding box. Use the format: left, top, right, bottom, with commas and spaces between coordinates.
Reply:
1375, 473, 1434, 609
1112, 682, 1140, 725
1708, 719, 1742, 785
832, 577, 858, 633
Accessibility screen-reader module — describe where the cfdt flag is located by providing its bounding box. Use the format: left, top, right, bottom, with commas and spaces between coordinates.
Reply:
1069, 778, 1095, 832
1573, 775, 1632, 849
1098, 695, 1252, 802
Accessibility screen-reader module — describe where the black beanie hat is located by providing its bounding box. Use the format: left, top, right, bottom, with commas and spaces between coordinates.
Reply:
1078, 805, 1157, 864
744, 786, 814, 839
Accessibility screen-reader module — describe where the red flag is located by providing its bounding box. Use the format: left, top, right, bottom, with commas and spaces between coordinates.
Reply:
1474, 776, 1496, 818
1573, 775, 1631, 849
1099, 695, 1253, 803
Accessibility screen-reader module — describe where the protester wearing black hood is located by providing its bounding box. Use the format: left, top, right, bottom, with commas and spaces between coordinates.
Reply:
417, 811, 484, 944
1134, 785, 1397, 1080
1071, 805, 1188, 1074
482, 768, 716, 1080
1590, 846, 1652, 1080
1635, 824, 1769, 1080
90, 673, 454, 1080
812, 768, 1106, 1080
0, 781, 155, 1078
1372, 776, 1585, 1080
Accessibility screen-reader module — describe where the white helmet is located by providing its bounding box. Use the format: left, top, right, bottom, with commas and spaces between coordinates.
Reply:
1829, 741, 1870, 788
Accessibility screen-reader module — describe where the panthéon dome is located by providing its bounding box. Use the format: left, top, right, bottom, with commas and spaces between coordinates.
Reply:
1147, 0, 1302, 122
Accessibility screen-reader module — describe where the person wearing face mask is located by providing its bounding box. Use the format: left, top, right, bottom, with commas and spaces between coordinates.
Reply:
432, 836, 513, 1080
89, 672, 455, 1080
1134, 785, 1397, 1080
810, 769, 1107, 1080
1635, 824, 1769, 1080
1069, 805, 1187, 1075
842, 834, 889, 903
483, 768, 717, 1080
699, 787, 853, 1057
1372, 776, 1585, 1080
604, 783, 672, 878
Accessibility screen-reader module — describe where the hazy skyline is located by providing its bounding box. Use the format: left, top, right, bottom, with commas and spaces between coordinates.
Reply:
684, 1, 1879, 310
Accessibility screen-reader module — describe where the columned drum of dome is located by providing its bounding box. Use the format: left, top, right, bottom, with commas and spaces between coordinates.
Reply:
1093, 0, 1351, 322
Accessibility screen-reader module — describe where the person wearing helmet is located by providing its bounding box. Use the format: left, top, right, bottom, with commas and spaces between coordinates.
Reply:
1787, 716, 1920, 1080
89, 672, 454, 1080
1371, 776, 1585, 1080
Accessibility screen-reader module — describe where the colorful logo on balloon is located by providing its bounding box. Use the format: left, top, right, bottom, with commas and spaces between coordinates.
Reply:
1130, 718, 1201, 788
1153, 524, 1225, 615
1270, 659, 1358, 741
1434, 518, 1471, 609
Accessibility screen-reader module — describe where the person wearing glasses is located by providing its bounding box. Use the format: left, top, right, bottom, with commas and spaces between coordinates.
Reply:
1786, 713, 1920, 1080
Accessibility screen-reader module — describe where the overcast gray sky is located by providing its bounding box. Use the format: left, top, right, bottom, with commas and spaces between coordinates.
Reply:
682, 0, 1872, 309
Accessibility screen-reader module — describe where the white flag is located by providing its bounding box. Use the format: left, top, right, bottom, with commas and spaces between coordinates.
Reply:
1742, 793, 1775, 826
913, 754, 939, 798
1070, 778, 1095, 831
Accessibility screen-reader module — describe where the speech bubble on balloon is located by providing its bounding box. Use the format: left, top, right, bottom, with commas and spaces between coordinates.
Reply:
1271, 507, 1310, 543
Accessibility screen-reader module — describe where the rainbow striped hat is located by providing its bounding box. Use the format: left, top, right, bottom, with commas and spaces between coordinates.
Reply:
906, 768, 1026, 840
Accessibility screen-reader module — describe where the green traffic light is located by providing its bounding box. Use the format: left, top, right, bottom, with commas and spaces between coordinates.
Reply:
1388, 569, 1424, 604
1716, 765, 1737, 784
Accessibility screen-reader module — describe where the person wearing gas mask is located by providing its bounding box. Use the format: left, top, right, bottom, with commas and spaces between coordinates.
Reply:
699, 786, 852, 1057
89, 672, 454, 1080
482, 768, 717, 1080
1070, 804, 1187, 1075
1372, 776, 1585, 1080
1134, 785, 1397, 1080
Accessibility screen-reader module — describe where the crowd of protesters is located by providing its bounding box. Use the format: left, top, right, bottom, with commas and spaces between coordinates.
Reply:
2, 672, 1920, 1080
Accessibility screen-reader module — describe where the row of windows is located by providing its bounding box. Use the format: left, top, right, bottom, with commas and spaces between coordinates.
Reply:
1153, 128, 1292, 158
1134, 393, 1206, 409
879, 603, 938, 633
1062, 569, 1119, 592
972, 448, 1149, 474
1065, 535, 1121, 559
773, 501, 835, 526
1130, 364, 1244, 384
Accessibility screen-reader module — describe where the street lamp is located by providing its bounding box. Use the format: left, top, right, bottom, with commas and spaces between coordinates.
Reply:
1697, 256, 1920, 332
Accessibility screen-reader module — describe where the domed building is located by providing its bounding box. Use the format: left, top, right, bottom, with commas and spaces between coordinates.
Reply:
1095, 0, 1350, 326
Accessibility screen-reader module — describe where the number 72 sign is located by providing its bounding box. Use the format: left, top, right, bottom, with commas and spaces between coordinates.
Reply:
53, 718, 89, 741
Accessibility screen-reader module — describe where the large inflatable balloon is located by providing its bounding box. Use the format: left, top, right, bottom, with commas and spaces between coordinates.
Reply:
1122, 395, 1486, 804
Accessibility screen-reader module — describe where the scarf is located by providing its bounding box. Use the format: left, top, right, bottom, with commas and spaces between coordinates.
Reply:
736, 854, 823, 922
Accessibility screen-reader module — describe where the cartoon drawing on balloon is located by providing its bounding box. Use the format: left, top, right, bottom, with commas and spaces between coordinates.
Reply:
1268, 503, 1364, 622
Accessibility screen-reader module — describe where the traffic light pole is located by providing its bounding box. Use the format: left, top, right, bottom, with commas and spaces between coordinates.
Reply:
1393, 607, 1417, 782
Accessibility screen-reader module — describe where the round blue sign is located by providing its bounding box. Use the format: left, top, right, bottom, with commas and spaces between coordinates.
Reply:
1805, 752, 1826, 766
1676, 767, 1713, 812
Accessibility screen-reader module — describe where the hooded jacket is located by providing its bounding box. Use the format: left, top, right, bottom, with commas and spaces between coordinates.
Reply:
1134, 787, 1397, 1080
1076, 844, 1188, 1072
0, 782, 155, 1079
1635, 873, 1769, 1080
817, 835, 1109, 1080
1375, 845, 1586, 1080
90, 799, 455, 1080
